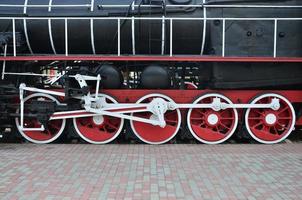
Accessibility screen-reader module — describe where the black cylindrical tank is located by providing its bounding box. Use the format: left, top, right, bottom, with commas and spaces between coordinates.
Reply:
140, 65, 171, 89
0, 0, 205, 55
94, 64, 123, 89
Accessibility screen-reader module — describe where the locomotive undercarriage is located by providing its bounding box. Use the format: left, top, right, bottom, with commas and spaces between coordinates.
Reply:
1, 61, 301, 145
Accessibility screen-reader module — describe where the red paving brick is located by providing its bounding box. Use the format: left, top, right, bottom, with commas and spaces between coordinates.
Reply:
0, 144, 302, 200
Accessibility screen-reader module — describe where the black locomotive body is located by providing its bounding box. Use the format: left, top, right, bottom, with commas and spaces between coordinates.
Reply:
0, 0, 301, 144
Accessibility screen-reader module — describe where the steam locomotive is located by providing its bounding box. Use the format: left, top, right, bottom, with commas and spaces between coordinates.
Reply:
0, 0, 302, 144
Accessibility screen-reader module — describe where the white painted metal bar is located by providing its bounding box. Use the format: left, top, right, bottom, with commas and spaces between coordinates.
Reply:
23, 0, 28, 13
12, 19, 16, 57
48, 0, 57, 54
90, 1, 95, 54
49, 100, 277, 121
22, 127, 45, 131
117, 18, 121, 56
1, 44, 7, 80
51, 110, 161, 125
90, 0, 94, 11
176, 103, 277, 109
0, 4, 91, 8
0, 17, 301, 21
19, 88, 24, 129
200, 0, 207, 55
93, 4, 302, 9
22, 86, 65, 97
274, 19, 278, 58
18, 84, 44, 131
161, 16, 165, 55
95, 74, 100, 96
48, 19, 57, 54
48, 0, 53, 11
222, 19, 225, 57
22, 0, 29, 60
131, 16, 136, 55
90, 19, 96, 55
3, 72, 56, 77
170, 19, 173, 57
131, 1, 136, 55
65, 18, 68, 56
23, 19, 34, 55
204, 5, 302, 8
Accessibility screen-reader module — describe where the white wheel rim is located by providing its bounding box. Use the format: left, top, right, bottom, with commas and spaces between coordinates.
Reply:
130, 93, 181, 145
15, 93, 66, 144
245, 93, 296, 144
187, 93, 239, 144
73, 94, 124, 144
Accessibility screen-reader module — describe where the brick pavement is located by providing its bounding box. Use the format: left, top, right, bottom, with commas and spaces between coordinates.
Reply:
0, 144, 302, 200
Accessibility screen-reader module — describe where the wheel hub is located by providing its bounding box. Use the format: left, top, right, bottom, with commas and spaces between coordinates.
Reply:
207, 113, 219, 126
265, 113, 277, 125
92, 115, 104, 125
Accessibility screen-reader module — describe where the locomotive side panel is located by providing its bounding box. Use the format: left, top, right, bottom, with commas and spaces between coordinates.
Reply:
0, 0, 301, 144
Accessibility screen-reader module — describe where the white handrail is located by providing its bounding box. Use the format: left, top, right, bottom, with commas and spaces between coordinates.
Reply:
0, 17, 301, 20
0, 4, 91, 8
0, 4, 302, 9
2, 16, 302, 58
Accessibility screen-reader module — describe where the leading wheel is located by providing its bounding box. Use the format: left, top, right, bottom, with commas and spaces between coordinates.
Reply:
15, 93, 66, 144
245, 93, 295, 144
130, 94, 181, 145
187, 93, 238, 144
73, 94, 124, 144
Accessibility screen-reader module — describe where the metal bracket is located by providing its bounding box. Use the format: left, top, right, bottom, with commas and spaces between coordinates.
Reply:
18, 84, 45, 132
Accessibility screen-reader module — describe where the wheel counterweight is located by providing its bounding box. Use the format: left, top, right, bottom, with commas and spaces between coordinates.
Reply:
73, 94, 124, 144
130, 94, 181, 145
15, 93, 66, 144
187, 94, 239, 144
245, 93, 296, 144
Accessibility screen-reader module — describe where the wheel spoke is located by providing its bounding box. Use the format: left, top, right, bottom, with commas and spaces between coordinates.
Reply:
276, 122, 288, 130
196, 109, 206, 116
252, 121, 263, 129
106, 121, 119, 130
278, 117, 292, 120
254, 110, 265, 116
219, 122, 230, 130
165, 119, 177, 124
278, 107, 289, 115
248, 117, 263, 120
220, 117, 235, 120
190, 117, 204, 120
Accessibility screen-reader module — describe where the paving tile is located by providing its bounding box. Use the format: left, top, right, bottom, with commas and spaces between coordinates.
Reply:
0, 144, 302, 199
